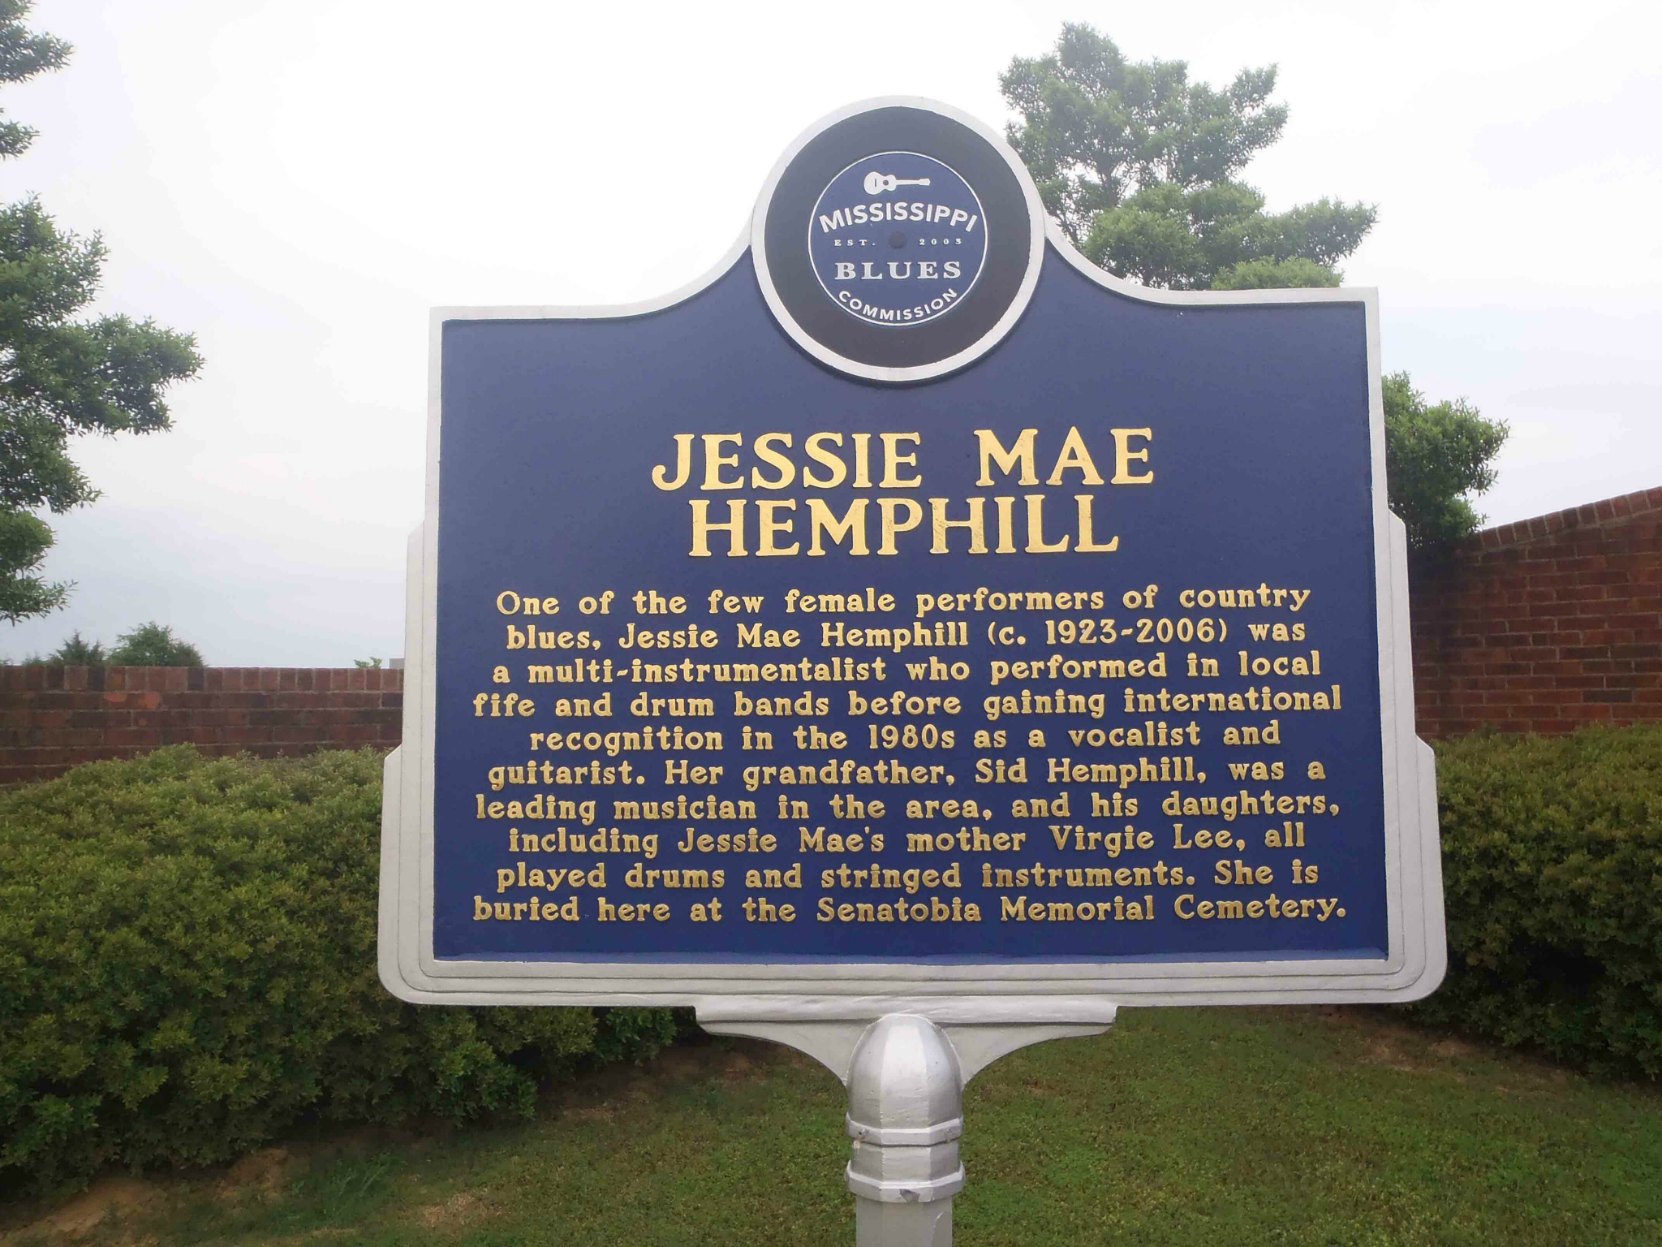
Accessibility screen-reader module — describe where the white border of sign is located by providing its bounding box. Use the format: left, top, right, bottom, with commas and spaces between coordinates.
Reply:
379, 98, 1445, 1017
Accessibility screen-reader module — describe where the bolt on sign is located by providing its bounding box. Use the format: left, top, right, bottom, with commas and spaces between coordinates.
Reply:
380, 99, 1444, 1012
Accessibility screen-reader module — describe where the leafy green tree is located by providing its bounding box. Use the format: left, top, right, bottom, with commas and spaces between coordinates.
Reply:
0, 1, 201, 622
1002, 24, 1507, 549
1001, 24, 1375, 289
48, 629, 105, 664
1383, 373, 1509, 552
107, 622, 203, 667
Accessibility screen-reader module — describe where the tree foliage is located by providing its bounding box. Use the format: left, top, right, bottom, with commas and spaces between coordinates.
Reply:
48, 629, 104, 664
0, 1, 200, 622
0, 0, 67, 158
107, 621, 204, 667
10, 622, 201, 666
1383, 373, 1509, 552
1001, 24, 1375, 289
1001, 24, 1507, 549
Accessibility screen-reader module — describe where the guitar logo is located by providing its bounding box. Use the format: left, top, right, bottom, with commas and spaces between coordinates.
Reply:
863, 171, 932, 195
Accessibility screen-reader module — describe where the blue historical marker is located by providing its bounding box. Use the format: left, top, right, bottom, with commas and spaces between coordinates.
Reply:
381, 97, 1443, 1244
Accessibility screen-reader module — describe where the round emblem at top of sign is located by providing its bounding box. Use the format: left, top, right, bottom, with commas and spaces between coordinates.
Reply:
753, 99, 1045, 384
808, 151, 990, 330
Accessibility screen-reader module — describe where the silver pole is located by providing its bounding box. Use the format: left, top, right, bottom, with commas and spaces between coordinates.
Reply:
697, 1000, 1114, 1245
845, 1014, 965, 1247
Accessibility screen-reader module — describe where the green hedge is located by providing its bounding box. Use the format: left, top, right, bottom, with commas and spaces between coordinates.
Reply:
0, 748, 676, 1193
1415, 725, 1662, 1079
5, 726, 1654, 1191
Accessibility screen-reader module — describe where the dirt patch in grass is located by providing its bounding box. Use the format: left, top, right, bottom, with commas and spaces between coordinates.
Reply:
1431, 1036, 1480, 1059
8, 1177, 155, 1241
216, 1149, 297, 1202
1360, 1034, 1425, 1073
568, 1104, 617, 1123
1315, 1006, 1584, 1088
547, 1037, 780, 1117
719, 1051, 756, 1082
416, 1191, 491, 1230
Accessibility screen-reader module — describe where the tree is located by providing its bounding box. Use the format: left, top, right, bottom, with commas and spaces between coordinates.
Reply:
0, 1, 201, 622
1002, 25, 1506, 548
1383, 373, 1509, 552
107, 622, 203, 667
48, 629, 104, 664
1001, 25, 1376, 289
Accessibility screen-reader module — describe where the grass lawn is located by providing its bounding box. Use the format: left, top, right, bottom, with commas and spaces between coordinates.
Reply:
3, 1007, 1657, 1246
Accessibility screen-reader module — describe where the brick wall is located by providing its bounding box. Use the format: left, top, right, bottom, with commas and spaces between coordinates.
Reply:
1411, 486, 1662, 737
0, 666, 403, 785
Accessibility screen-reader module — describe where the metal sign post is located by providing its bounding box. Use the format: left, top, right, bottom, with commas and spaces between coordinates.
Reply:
380, 98, 1444, 1242
701, 1004, 1116, 1246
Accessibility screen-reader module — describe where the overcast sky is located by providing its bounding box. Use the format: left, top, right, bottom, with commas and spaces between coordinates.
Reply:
3, 0, 1657, 664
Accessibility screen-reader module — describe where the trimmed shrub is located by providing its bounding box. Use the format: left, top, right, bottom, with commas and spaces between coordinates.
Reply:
1414, 725, 1662, 1078
0, 747, 675, 1192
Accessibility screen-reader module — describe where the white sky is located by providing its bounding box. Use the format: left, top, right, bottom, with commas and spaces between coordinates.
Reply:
3, 0, 1658, 664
